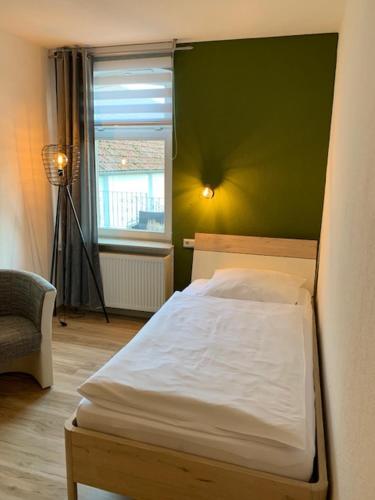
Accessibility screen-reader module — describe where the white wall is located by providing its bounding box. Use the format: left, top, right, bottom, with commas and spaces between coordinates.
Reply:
317, 0, 375, 499
0, 29, 53, 277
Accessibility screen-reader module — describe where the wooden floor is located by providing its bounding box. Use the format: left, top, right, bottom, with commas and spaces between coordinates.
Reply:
0, 312, 146, 500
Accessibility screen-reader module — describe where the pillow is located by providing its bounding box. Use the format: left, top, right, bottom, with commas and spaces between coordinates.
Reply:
200, 268, 306, 304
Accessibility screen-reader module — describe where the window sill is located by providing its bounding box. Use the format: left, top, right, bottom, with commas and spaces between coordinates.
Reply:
99, 237, 173, 256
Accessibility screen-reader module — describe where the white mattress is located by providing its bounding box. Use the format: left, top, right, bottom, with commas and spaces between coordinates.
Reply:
77, 281, 315, 481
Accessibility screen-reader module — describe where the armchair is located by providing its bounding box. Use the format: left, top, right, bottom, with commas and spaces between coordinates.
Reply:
0, 270, 56, 388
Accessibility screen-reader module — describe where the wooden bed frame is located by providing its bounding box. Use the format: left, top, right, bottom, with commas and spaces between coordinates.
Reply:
65, 233, 327, 500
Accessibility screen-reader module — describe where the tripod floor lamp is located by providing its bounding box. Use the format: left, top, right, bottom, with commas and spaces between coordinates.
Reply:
42, 144, 109, 324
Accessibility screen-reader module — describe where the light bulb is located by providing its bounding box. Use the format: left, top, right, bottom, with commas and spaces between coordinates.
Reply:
121, 158, 127, 166
201, 185, 214, 199
55, 152, 68, 176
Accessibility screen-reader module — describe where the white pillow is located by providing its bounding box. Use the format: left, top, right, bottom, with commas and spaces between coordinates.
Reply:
200, 268, 306, 304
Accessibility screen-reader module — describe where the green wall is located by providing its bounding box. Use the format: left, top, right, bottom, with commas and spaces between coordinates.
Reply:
173, 34, 338, 290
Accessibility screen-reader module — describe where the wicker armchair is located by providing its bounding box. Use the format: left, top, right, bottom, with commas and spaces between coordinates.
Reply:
0, 270, 56, 388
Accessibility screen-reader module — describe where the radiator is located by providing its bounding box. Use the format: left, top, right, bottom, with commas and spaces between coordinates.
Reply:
99, 252, 173, 312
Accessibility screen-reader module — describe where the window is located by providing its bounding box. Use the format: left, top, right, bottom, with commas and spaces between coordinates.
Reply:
93, 55, 172, 241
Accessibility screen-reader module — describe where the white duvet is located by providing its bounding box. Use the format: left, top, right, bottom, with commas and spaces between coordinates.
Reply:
79, 292, 307, 450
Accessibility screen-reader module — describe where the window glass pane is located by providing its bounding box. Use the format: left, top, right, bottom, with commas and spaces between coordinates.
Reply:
96, 132, 165, 233
93, 55, 172, 239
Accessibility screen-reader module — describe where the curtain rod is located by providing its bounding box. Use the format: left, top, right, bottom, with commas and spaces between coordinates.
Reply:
48, 40, 193, 59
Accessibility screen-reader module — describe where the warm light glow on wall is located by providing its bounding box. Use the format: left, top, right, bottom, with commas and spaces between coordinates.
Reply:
201, 185, 214, 199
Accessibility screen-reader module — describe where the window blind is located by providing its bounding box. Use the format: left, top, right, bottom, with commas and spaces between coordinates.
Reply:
93, 56, 173, 126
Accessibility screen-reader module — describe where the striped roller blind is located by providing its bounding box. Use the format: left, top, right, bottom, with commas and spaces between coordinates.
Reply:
93, 56, 173, 126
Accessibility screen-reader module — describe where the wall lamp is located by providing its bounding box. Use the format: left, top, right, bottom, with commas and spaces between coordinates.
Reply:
201, 185, 215, 199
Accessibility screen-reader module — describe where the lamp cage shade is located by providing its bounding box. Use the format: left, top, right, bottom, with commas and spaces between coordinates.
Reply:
42, 144, 80, 187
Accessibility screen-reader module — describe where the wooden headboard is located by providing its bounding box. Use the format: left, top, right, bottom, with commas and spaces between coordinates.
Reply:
192, 233, 318, 293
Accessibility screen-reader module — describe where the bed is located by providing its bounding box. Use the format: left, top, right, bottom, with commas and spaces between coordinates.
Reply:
65, 233, 328, 500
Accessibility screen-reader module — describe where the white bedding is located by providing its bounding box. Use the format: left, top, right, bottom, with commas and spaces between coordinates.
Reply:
77, 281, 315, 480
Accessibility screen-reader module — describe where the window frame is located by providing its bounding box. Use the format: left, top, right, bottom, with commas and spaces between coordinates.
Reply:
95, 125, 172, 242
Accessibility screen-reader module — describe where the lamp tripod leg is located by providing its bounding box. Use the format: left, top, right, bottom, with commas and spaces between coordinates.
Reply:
65, 186, 110, 323
50, 187, 62, 318
50, 186, 62, 286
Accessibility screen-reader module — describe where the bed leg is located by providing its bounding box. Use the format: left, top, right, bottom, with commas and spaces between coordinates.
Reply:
67, 479, 78, 500
65, 424, 78, 500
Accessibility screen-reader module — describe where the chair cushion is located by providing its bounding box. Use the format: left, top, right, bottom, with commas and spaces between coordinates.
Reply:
0, 315, 41, 362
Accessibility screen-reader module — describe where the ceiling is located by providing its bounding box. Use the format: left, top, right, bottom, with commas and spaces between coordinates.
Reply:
0, 0, 344, 48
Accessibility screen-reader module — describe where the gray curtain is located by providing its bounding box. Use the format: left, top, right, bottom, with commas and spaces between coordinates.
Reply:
55, 48, 104, 309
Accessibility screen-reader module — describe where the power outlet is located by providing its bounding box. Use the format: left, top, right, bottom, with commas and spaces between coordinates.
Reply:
183, 238, 195, 248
